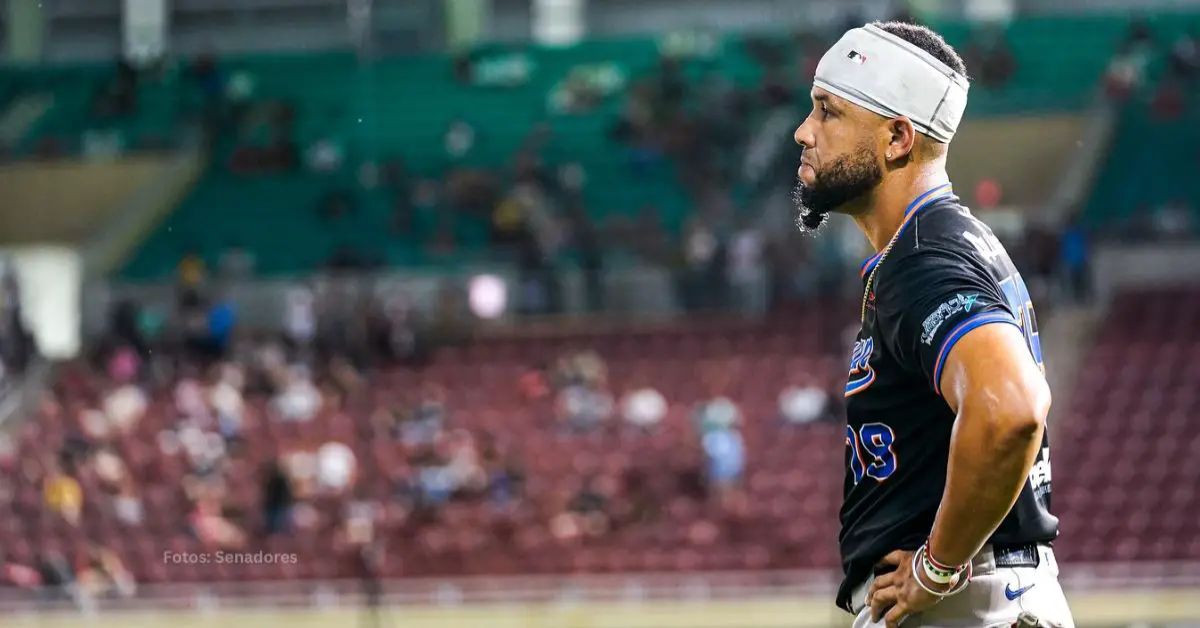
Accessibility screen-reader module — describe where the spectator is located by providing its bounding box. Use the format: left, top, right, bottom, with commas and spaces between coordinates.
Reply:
317, 441, 357, 494
177, 424, 227, 476
778, 379, 830, 424
728, 223, 767, 316
483, 442, 523, 511
680, 219, 722, 310
518, 363, 551, 401
399, 383, 446, 446
75, 545, 136, 600
552, 476, 612, 541
189, 495, 247, 549
91, 448, 130, 493
261, 460, 293, 536
1152, 199, 1196, 240
370, 292, 427, 365
108, 300, 147, 356
35, 549, 78, 603
1059, 218, 1092, 303
43, 464, 83, 526
273, 365, 322, 422
1103, 24, 1154, 101
175, 376, 212, 423
0, 261, 34, 375
572, 206, 605, 312
305, 137, 344, 173
176, 249, 207, 297
281, 449, 318, 501
695, 396, 745, 494
444, 429, 487, 493
179, 288, 213, 358
207, 296, 237, 356
105, 345, 141, 384
1169, 30, 1198, 79
620, 385, 668, 429
283, 286, 317, 354
101, 381, 147, 435
415, 450, 455, 506
112, 483, 144, 527
209, 363, 246, 439
444, 118, 476, 160
556, 380, 614, 432
0, 553, 41, 589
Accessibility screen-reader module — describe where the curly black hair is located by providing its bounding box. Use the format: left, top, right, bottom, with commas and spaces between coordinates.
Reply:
873, 21, 969, 78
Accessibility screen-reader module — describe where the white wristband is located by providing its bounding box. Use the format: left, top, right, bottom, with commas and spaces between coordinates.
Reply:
912, 548, 972, 598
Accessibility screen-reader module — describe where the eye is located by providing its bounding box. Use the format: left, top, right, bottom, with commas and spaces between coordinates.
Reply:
819, 103, 830, 119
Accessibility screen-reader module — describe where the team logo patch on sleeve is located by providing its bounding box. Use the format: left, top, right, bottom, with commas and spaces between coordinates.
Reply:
920, 293, 979, 345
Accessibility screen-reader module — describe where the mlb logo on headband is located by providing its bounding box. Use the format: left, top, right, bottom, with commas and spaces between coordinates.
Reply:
815, 24, 970, 143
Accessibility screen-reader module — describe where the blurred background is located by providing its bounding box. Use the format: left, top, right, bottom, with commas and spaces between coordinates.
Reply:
0, 0, 1197, 626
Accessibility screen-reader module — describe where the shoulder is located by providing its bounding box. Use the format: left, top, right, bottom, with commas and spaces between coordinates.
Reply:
873, 242, 1004, 328
882, 199, 1000, 283
905, 196, 994, 253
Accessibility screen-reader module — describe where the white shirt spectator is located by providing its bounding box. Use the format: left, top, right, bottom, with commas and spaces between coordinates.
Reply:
113, 490, 144, 526
779, 384, 829, 424
317, 442, 356, 491
559, 384, 614, 431
92, 449, 128, 488
174, 379, 209, 422
284, 287, 316, 346
621, 387, 667, 428
684, 224, 718, 268
444, 430, 485, 491
210, 379, 245, 435
179, 425, 226, 472
274, 369, 321, 422
103, 384, 147, 433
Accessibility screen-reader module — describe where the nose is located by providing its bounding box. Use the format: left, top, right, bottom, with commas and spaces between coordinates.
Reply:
794, 117, 814, 150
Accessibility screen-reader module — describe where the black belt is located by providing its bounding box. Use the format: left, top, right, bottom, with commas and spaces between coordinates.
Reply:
992, 542, 1044, 568
842, 543, 1048, 614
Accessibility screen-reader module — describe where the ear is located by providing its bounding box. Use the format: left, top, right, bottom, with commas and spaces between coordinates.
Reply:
884, 117, 917, 163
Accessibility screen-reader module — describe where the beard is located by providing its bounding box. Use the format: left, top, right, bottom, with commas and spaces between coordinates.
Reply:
792, 144, 883, 233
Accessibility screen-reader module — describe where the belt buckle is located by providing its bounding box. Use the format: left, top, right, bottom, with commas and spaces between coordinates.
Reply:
994, 544, 1041, 569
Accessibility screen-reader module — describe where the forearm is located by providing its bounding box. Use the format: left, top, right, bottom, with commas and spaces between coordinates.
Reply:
927, 402, 1045, 566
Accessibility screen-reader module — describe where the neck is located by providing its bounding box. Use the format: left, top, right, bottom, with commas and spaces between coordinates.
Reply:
852, 166, 950, 253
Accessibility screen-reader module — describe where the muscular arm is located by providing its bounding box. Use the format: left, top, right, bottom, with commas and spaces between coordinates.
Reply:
927, 322, 1051, 566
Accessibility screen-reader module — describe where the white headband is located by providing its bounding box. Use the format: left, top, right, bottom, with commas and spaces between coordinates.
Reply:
813, 24, 969, 143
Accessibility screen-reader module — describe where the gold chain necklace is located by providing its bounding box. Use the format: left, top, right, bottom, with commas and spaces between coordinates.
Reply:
860, 227, 903, 323
860, 185, 949, 322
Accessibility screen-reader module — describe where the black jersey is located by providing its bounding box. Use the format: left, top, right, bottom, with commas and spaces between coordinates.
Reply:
835, 184, 1059, 613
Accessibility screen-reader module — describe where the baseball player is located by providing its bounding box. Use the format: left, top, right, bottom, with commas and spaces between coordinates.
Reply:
791, 22, 1075, 627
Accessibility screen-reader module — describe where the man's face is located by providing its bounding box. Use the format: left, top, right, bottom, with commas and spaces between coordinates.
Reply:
791, 88, 884, 232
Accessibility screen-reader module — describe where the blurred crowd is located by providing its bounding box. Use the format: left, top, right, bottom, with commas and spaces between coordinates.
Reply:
0, 289, 846, 604
157, 14, 1121, 317
29, 13, 1184, 316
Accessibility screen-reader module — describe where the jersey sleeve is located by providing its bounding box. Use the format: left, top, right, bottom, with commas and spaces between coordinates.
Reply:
874, 247, 1021, 395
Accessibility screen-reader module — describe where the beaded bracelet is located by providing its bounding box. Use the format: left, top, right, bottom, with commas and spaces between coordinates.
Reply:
911, 544, 972, 598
